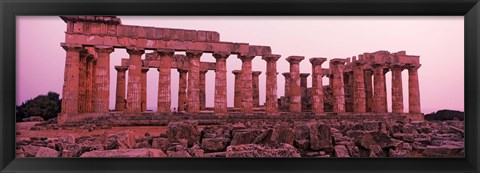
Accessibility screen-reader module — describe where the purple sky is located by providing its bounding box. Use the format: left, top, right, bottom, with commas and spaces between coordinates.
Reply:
16, 16, 464, 113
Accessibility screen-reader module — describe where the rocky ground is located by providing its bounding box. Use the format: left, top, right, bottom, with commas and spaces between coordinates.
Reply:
16, 116, 464, 158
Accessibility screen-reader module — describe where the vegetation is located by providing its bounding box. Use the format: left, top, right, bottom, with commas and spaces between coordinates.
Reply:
16, 91, 61, 122
424, 109, 464, 121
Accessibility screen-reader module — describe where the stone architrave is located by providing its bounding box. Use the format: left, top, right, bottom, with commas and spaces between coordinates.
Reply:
177, 69, 188, 112
330, 58, 346, 113
232, 70, 243, 108
141, 67, 149, 112
252, 71, 262, 107
126, 47, 145, 113
60, 43, 83, 113
286, 56, 305, 113
85, 56, 95, 112
199, 70, 208, 110
372, 63, 387, 113
238, 55, 255, 114
282, 72, 291, 98
408, 64, 421, 113
310, 58, 327, 114
391, 64, 405, 113
114, 66, 128, 111
213, 52, 230, 114
78, 51, 88, 113
93, 46, 115, 113
186, 50, 203, 113
353, 60, 367, 113
157, 49, 174, 113
262, 54, 281, 114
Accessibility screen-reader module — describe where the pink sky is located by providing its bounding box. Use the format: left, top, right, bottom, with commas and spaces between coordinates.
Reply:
16, 16, 464, 113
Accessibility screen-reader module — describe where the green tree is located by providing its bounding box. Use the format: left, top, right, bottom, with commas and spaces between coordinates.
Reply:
16, 91, 61, 122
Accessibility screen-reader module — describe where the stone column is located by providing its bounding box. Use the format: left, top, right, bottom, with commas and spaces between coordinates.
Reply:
94, 46, 114, 113
408, 64, 421, 113
126, 47, 145, 113
213, 52, 230, 115
300, 73, 310, 111
344, 72, 354, 112
282, 72, 291, 97
177, 69, 188, 112
262, 54, 281, 114
157, 49, 174, 113
353, 61, 366, 113
85, 57, 94, 112
141, 67, 149, 112
252, 71, 262, 107
330, 59, 346, 113
310, 58, 327, 114
300, 73, 309, 89
286, 56, 305, 113
372, 63, 387, 113
199, 70, 208, 110
232, 70, 243, 108
364, 69, 374, 112
78, 51, 88, 113
391, 64, 404, 113
186, 50, 203, 113
115, 66, 128, 111
60, 43, 83, 113
238, 55, 255, 113
383, 68, 390, 113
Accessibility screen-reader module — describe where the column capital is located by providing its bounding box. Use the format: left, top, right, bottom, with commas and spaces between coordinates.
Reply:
156, 48, 175, 57
371, 62, 386, 68
352, 59, 367, 66
186, 50, 203, 58
232, 70, 242, 76
309, 57, 327, 66
252, 71, 262, 76
286, 56, 305, 64
61, 43, 83, 51
300, 73, 310, 78
115, 66, 128, 72
200, 69, 209, 74
330, 58, 346, 65
126, 47, 145, 55
238, 55, 255, 62
177, 68, 188, 73
282, 72, 290, 77
262, 54, 281, 62
390, 63, 406, 71
142, 67, 149, 73
94, 45, 115, 54
213, 51, 231, 60
406, 64, 422, 71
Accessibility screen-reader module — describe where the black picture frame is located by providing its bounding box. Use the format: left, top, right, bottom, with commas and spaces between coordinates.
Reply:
1, 0, 478, 172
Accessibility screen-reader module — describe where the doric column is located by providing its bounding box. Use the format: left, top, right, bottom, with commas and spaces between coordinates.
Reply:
344, 71, 354, 112
330, 59, 346, 113
353, 60, 366, 113
60, 43, 83, 113
286, 56, 305, 113
126, 47, 145, 113
93, 46, 114, 113
157, 49, 174, 113
252, 71, 262, 107
372, 63, 387, 113
85, 56, 95, 112
186, 50, 203, 113
391, 64, 404, 113
78, 51, 88, 113
238, 55, 255, 113
141, 67, 149, 112
282, 72, 291, 97
199, 70, 208, 110
300, 73, 309, 89
383, 68, 390, 113
115, 66, 128, 111
177, 69, 188, 112
408, 64, 421, 113
364, 69, 374, 112
262, 54, 281, 114
232, 70, 243, 108
213, 52, 230, 115
300, 73, 310, 111
310, 58, 327, 114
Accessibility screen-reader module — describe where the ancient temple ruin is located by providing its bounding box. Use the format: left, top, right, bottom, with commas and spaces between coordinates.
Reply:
58, 16, 422, 124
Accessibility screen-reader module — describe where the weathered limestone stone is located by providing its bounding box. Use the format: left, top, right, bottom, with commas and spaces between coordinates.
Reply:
239, 55, 255, 114
330, 58, 346, 113
61, 43, 83, 114
126, 47, 145, 112
282, 72, 291, 98
81, 149, 166, 157
35, 147, 59, 157
199, 70, 208, 110
157, 49, 174, 112
141, 67, 149, 112
364, 68, 374, 112
408, 64, 421, 113
213, 52, 230, 115
186, 50, 203, 113
252, 71, 262, 107
166, 121, 200, 147
353, 60, 366, 113
232, 70, 243, 108
372, 63, 387, 113
300, 73, 310, 111
85, 57, 95, 112
310, 58, 327, 114
93, 46, 114, 113
344, 71, 354, 112
391, 64, 405, 113
286, 56, 305, 113
78, 51, 88, 113
177, 69, 188, 112
383, 68, 389, 113
262, 54, 281, 114
114, 66, 128, 111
